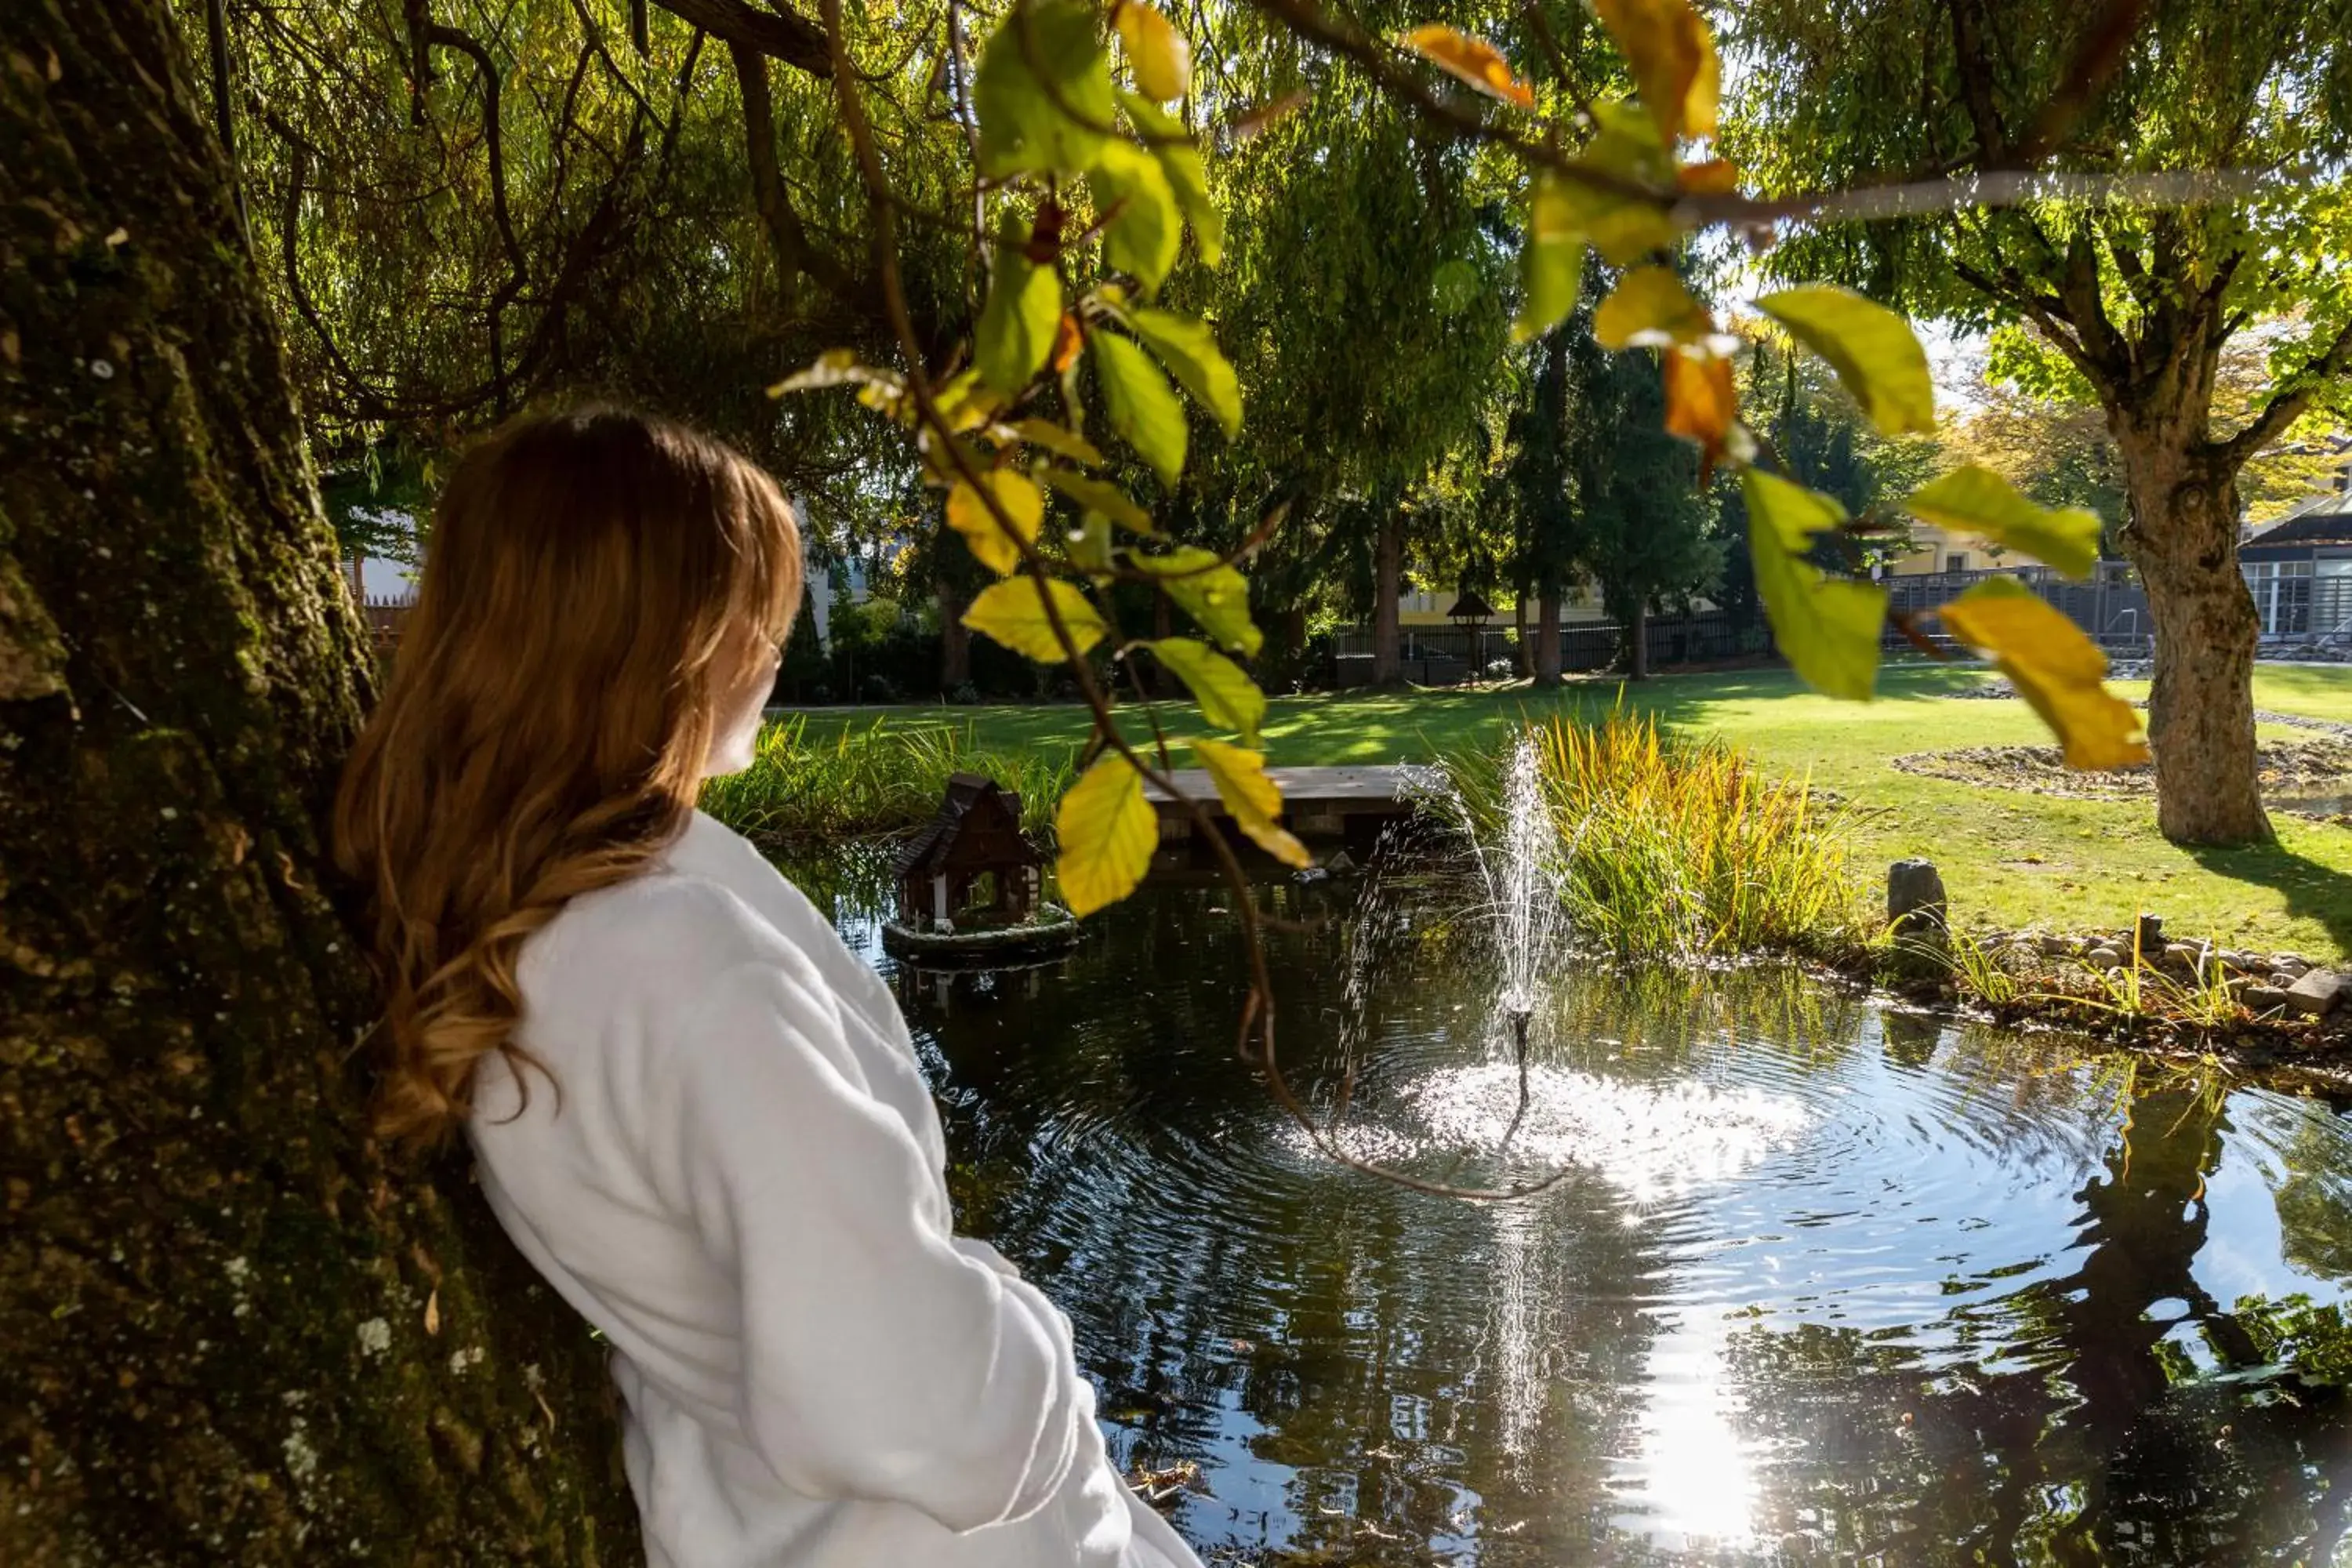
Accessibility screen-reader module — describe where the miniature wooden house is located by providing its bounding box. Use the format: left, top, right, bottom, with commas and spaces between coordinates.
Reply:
893, 773, 1044, 929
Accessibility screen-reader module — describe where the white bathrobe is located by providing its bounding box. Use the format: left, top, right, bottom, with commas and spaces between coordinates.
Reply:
469, 810, 1203, 1568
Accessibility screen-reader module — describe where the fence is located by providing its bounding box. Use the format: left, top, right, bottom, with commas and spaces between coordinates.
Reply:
1880, 561, 2151, 652
1329, 565, 2154, 686
1330, 612, 1758, 688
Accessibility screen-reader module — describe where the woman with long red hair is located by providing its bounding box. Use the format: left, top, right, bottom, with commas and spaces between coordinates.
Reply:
337, 406, 1200, 1568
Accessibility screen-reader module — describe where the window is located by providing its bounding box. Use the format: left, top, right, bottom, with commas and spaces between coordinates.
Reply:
1944, 552, 1969, 575
2244, 559, 2315, 636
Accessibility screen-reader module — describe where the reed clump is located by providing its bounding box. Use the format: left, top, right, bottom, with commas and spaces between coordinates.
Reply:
1449, 713, 1867, 960
700, 715, 1075, 844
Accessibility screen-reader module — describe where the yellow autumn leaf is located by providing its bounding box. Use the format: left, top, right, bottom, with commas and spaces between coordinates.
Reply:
1400, 25, 1535, 110
1662, 348, 1737, 480
1113, 0, 1189, 101
962, 575, 1107, 662
1592, 0, 1719, 142
1938, 578, 2149, 769
1055, 754, 1158, 915
1594, 265, 1712, 350
1192, 739, 1311, 868
946, 470, 1044, 576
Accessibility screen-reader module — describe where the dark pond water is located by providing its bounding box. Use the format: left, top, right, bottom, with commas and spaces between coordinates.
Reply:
786, 854, 2352, 1566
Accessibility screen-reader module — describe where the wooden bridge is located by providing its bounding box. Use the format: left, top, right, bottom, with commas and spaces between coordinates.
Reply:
1142, 764, 1417, 850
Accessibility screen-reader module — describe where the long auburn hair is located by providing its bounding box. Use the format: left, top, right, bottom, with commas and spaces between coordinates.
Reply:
336, 406, 801, 1145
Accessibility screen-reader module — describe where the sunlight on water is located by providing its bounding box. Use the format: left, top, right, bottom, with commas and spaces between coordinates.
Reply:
1615, 1311, 1762, 1551
1396, 1062, 1809, 1202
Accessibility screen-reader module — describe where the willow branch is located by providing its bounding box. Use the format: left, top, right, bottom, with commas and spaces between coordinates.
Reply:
422, 23, 527, 414
653, 0, 830, 76
730, 38, 874, 313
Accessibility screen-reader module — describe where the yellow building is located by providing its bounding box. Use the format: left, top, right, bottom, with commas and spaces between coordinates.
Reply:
1395, 583, 1611, 626
1885, 523, 1994, 576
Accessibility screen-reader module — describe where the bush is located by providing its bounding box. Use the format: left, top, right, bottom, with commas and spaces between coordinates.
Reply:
1444, 712, 1865, 960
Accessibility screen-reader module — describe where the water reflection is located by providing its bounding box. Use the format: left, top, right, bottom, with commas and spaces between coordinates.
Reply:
785, 850, 2352, 1565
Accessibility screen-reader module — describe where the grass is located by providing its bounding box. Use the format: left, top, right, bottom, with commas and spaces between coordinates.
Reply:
699, 714, 1073, 844
1446, 712, 1868, 960
752, 661, 2352, 963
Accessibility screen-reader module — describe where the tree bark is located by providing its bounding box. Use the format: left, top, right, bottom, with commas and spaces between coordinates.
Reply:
1371, 512, 1403, 687
0, 5, 637, 1562
1534, 588, 1563, 687
938, 575, 971, 691
1511, 581, 1530, 679
2111, 419, 2272, 844
1627, 599, 1650, 681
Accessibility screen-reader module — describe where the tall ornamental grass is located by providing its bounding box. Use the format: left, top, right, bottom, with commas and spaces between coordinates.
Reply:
700, 715, 1076, 844
1448, 713, 1867, 960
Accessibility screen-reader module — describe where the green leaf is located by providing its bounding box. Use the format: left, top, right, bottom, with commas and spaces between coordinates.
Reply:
975, 230, 1062, 394
1036, 466, 1156, 534
1148, 637, 1265, 745
1011, 418, 1105, 467
1121, 94, 1221, 267
1065, 509, 1115, 576
1515, 171, 1584, 342
1132, 546, 1258, 655
1555, 103, 1683, 265
963, 575, 1108, 662
1055, 753, 1158, 915
1939, 577, 2148, 768
946, 471, 1044, 576
975, 0, 1115, 178
1742, 470, 1886, 702
1192, 739, 1310, 867
1112, 0, 1189, 100
1593, 264, 1710, 350
1755, 284, 1935, 437
1122, 307, 1241, 436
1088, 140, 1181, 292
1091, 332, 1187, 484
1903, 464, 2103, 579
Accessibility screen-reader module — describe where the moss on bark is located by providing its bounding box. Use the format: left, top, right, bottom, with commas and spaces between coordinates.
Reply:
0, 5, 639, 1561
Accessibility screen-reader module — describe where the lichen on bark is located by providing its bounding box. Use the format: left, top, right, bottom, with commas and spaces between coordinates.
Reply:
0, 5, 640, 1562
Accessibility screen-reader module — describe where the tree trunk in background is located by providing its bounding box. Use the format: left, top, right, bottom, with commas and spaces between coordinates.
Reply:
1512, 583, 1530, 678
1627, 601, 1650, 681
938, 576, 971, 691
1371, 513, 1402, 686
2111, 419, 2271, 845
1534, 588, 1563, 687
0, 5, 637, 1561
1275, 604, 1307, 689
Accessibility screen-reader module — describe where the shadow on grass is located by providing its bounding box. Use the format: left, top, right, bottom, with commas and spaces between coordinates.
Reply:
2187, 837, 2352, 959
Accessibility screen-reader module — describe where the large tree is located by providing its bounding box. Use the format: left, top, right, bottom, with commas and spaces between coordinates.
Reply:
2, 3, 636, 1558
1728, 0, 2352, 843
1566, 325, 1720, 680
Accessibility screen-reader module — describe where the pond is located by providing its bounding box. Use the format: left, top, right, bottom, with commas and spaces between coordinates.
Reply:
784, 851, 2352, 1566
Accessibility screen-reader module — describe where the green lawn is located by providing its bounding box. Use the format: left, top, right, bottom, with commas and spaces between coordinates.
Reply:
775, 662, 2352, 963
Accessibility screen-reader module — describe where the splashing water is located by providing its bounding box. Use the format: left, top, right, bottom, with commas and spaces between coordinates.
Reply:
1486, 731, 1563, 1019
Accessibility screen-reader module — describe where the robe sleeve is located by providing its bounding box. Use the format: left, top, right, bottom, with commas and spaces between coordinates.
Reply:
666, 960, 1090, 1533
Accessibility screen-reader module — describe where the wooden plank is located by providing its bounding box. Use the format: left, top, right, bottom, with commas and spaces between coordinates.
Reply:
1142, 764, 1414, 819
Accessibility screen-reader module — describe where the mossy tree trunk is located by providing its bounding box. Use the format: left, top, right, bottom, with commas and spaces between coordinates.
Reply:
0, 5, 639, 1563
